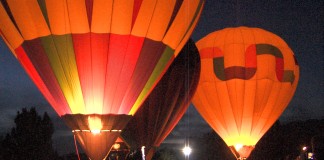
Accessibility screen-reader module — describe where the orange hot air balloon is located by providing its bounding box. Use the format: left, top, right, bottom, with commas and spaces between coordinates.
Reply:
0, 0, 204, 159
192, 27, 299, 159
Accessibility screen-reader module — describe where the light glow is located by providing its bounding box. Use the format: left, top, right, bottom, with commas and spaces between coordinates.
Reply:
234, 144, 244, 151
141, 146, 145, 160
113, 143, 120, 150
302, 146, 307, 151
88, 116, 102, 134
182, 146, 192, 156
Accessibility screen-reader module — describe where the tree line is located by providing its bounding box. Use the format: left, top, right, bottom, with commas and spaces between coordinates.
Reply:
0, 108, 323, 160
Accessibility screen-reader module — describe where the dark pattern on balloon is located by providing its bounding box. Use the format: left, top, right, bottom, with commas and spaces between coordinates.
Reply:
213, 44, 298, 84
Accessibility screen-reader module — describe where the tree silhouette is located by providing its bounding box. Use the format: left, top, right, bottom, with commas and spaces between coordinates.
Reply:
195, 120, 323, 160
0, 107, 59, 160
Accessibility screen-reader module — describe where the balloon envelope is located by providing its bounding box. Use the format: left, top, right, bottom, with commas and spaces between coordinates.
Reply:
121, 39, 200, 159
192, 27, 299, 159
0, 0, 204, 159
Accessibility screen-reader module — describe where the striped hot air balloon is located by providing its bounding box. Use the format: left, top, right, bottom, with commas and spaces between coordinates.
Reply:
0, 0, 204, 159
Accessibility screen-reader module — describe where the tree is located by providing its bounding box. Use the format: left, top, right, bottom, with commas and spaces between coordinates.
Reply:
0, 107, 59, 160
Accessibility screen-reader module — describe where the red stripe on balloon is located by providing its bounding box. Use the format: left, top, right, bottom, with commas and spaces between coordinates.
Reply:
131, 0, 144, 28
276, 58, 284, 81
16, 45, 70, 115
245, 44, 257, 68
72, 33, 92, 111
103, 34, 144, 114
199, 47, 223, 58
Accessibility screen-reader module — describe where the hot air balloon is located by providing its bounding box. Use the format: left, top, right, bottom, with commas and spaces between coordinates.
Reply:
121, 39, 200, 160
192, 27, 299, 159
0, 0, 204, 159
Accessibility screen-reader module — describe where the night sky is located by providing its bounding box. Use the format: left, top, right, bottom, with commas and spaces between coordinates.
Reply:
0, 0, 323, 155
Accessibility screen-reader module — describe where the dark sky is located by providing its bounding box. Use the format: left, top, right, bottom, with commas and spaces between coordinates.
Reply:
0, 0, 323, 155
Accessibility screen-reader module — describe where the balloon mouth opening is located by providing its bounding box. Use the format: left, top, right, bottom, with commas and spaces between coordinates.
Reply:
229, 145, 255, 160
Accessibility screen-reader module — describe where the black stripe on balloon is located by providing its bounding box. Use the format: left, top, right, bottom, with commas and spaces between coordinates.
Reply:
213, 44, 296, 83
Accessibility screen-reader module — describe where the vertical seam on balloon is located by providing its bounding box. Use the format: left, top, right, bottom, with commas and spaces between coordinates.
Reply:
254, 78, 274, 139
250, 28, 257, 138
89, 33, 94, 114
253, 29, 266, 136
254, 30, 269, 138
102, 0, 114, 114
47, 35, 72, 115
226, 28, 240, 138
113, 35, 132, 114
135, 0, 158, 38
238, 27, 244, 136
173, 0, 204, 50
65, 1, 83, 114
258, 79, 277, 139
219, 28, 232, 138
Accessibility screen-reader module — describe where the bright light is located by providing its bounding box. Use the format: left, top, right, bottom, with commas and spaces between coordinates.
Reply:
182, 146, 192, 156
234, 144, 244, 151
113, 143, 120, 150
141, 146, 145, 160
90, 129, 100, 134
88, 116, 102, 134
302, 146, 307, 151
